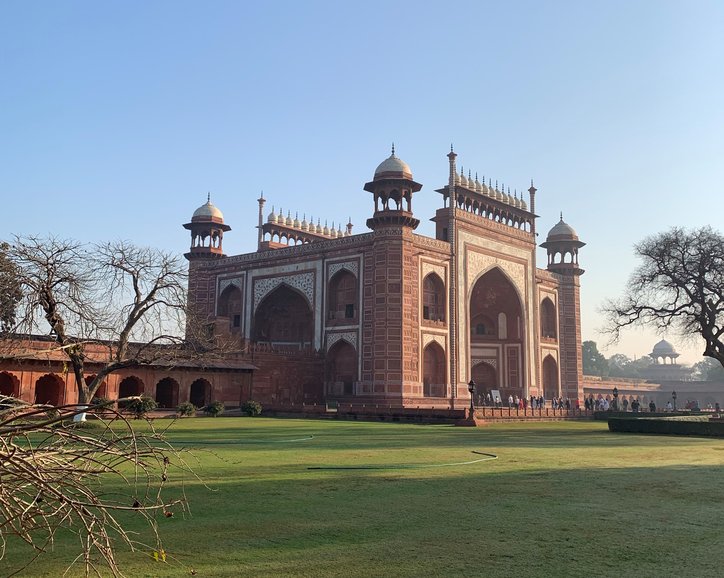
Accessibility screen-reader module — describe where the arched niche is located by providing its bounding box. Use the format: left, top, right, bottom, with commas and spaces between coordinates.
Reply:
540, 298, 557, 339
422, 273, 445, 323
422, 342, 446, 397
471, 362, 497, 394
252, 285, 314, 348
542, 355, 559, 400
218, 284, 243, 332
328, 270, 357, 322
326, 340, 357, 396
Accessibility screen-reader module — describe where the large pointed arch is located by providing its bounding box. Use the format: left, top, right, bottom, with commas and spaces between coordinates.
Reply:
252, 284, 314, 347
326, 339, 357, 396
469, 266, 526, 398
422, 342, 446, 397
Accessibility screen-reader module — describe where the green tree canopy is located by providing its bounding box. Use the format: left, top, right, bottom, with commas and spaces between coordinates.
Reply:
582, 340, 609, 377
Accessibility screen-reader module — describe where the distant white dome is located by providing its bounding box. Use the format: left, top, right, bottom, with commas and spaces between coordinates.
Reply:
652, 339, 678, 356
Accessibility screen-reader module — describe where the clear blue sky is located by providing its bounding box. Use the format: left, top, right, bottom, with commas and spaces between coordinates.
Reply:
2, 0, 723, 364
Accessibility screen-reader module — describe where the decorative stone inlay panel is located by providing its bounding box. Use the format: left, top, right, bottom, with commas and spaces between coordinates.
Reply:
328, 261, 358, 280
422, 333, 446, 350
253, 272, 315, 313
471, 357, 497, 369
327, 331, 357, 351
421, 261, 446, 283
541, 348, 558, 363
218, 276, 244, 296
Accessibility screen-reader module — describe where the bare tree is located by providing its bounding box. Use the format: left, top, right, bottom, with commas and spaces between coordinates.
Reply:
2, 236, 216, 406
604, 226, 724, 367
0, 242, 22, 333
0, 396, 189, 576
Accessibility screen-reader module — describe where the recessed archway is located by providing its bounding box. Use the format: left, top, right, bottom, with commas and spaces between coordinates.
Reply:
542, 355, 559, 400
422, 342, 446, 397
0, 372, 20, 398
118, 376, 144, 399
471, 362, 497, 397
155, 377, 179, 409
190, 378, 211, 407
34, 374, 64, 406
470, 268, 525, 397
540, 298, 557, 339
252, 285, 314, 348
422, 273, 445, 323
218, 284, 243, 333
328, 270, 357, 321
326, 340, 357, 396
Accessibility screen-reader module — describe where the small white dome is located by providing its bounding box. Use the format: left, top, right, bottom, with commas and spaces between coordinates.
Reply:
547, 216, 579, 240
652, 339, 678, 356
374, 147, 413, 179
267, 206, 277, 223
193, 200, 224, 221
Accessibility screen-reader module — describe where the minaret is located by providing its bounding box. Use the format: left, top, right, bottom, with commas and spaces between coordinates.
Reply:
540, 215, 585, 401
257, 192, 265, 250
447, 145, 459, 402
363, 144, 421, 230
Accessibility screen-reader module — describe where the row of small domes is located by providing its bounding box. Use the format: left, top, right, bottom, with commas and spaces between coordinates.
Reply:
267, 207, 350, 238
455, 168, 528, 210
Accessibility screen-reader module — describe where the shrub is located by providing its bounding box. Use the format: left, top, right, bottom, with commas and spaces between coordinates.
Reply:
204, 401, 224, 417
241, 400, 263, 417
176, 402, 196, 417
123, 397, 158, 419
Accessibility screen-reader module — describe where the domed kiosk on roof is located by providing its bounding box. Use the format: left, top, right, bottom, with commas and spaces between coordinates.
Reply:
540, 214, 585, 273
184, 194, 231, 260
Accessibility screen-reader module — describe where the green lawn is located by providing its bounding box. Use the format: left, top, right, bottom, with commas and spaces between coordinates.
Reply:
4, 417, 724, 577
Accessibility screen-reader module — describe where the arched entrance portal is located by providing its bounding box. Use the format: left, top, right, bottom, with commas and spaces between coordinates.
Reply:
252, 285, 314, 348
35, 374, 64, 406
0, 372, 20, 398
471, 362, 497, 401
118, 376, 144, 399
470, 268, 525, 399
326, 340, 357, 396
190, 379, 211, 407
542, 355, 559, 400
422, 342, 446, 397
155, 378, 179, 409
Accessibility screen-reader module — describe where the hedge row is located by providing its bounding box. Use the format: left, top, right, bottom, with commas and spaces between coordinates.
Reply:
608, 417, 724, 437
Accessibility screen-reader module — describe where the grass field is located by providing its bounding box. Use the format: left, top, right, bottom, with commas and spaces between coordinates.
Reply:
4, 417, 724, 577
